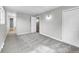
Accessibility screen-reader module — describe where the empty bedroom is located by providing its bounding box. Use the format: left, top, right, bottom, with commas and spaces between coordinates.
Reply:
0, 6, 79, 53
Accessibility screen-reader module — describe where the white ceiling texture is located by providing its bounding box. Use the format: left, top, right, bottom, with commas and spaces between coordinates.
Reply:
4, 6, 59, 16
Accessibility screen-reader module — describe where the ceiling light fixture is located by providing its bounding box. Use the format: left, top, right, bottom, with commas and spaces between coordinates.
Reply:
36, 19, 39, 22
46, 14, 52, 20
36, 16, 39, 22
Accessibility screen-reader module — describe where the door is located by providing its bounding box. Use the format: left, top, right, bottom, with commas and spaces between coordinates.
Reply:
62, 7, 79, 47
10, 18, 14, 31
31, 17, 40, 33
31, 17, 37, 32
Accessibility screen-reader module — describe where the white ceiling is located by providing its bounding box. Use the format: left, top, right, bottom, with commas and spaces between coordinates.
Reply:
4, 6, 59, 16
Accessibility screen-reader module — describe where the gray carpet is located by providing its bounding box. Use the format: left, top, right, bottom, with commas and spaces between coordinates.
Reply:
1, 32, 79, 53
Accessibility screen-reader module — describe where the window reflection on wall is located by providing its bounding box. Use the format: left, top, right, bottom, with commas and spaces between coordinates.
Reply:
0, 6, 5, 24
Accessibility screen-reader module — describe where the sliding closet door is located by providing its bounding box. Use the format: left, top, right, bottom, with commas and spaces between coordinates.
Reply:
62, 7, 79, 47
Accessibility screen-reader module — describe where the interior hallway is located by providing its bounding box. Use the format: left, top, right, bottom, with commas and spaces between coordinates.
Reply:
1, 32, 79, 53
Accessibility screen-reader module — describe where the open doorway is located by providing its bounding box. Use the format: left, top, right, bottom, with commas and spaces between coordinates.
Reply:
10, 18, 16, 33
36, 17, 40, 33
36, 19, 39, 33
10, 18, 14, 31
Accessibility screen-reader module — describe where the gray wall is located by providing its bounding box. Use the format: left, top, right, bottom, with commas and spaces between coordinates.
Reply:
16, 13, 31, 35
39, 7, 62, 40
0, 12, 7, 52
0, 25, 7, 51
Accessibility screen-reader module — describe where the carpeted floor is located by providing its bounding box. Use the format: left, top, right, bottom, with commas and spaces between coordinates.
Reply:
1, 32, 79, 53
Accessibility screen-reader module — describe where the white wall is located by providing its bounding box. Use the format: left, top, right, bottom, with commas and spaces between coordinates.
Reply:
6, 12, 10, 34
16, 13, 31, 35
62, 7, 79, 47
39, 7, 62, 40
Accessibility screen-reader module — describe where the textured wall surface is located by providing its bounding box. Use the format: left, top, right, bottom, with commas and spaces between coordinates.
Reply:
39, 7, 62, 40
16, 13, 31, 35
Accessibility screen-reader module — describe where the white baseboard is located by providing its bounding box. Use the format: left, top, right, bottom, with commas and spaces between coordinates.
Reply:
40, 33, 61, 41
40, 33, 79, 48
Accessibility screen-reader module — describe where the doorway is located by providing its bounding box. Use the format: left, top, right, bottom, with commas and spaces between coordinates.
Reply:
10, 18, 14, 31
36, 19, 39, 33
31, 17, 40, 33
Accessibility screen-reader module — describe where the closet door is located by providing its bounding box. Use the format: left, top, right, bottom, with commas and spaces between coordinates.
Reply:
62, 7, 79, 47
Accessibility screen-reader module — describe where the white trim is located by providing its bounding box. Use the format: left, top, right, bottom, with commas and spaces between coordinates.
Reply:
40, 33, 79, 47
40, 33, 61, 41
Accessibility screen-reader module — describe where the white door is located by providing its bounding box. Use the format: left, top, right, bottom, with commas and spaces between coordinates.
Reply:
31, 17, 37, 32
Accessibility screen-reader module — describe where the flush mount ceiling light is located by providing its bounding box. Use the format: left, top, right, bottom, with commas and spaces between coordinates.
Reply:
46, 14, 52, 20
36, 19, 39, 22
36, 16, 39, 22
